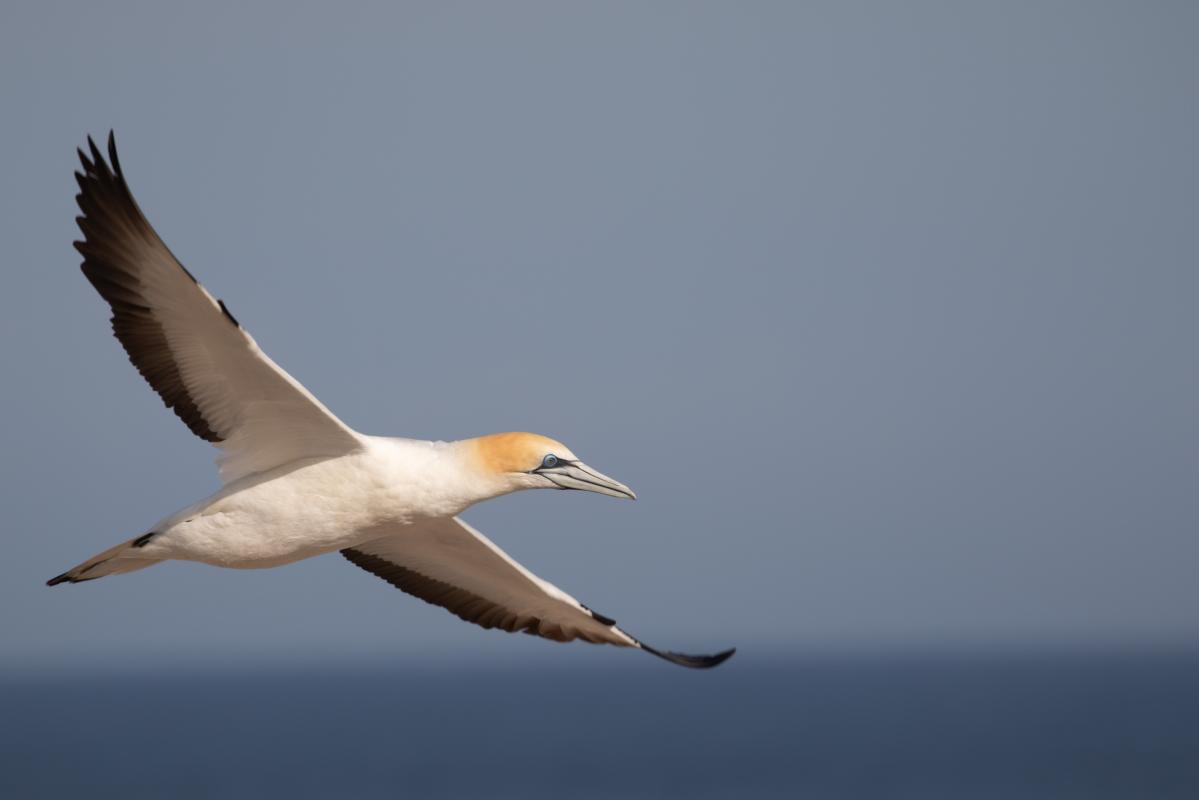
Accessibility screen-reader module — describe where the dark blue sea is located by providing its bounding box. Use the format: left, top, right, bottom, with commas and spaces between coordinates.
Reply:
3, 649, 1198, 798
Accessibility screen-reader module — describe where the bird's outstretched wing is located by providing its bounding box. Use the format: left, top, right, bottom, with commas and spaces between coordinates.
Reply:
74, 133, 362, 484
342, 516, 735, 669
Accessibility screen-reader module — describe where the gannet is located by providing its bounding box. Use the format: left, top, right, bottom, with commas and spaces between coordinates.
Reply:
48, 134, 734, 669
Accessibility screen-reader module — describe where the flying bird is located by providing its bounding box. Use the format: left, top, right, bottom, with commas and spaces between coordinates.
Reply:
49, 133, 734, 670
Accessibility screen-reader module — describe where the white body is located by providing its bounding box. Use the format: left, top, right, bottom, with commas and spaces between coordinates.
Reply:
147, 437, 496, 569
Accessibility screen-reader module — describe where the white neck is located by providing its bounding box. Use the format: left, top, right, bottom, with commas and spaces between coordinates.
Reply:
363, 436, 530, 520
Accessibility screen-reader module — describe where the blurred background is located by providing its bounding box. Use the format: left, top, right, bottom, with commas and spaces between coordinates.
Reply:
2, 1, 1197, 797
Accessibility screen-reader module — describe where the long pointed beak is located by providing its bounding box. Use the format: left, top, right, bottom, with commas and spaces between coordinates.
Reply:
539, 461, 636, 500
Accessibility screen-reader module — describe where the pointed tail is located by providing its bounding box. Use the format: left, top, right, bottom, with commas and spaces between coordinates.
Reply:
47, 534, 163, 586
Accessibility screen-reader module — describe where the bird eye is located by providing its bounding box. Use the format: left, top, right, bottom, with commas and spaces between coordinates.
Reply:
541, 454, 559, 469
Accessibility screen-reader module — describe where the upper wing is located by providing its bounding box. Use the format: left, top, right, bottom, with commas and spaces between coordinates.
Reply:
74, 133, 363, 484
342, 516, 735, 669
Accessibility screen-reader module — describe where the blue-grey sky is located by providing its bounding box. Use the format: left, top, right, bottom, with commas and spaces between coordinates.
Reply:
3, 1, 1198, 671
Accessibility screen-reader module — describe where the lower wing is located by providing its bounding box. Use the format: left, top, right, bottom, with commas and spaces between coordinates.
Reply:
341, 516, 735, 669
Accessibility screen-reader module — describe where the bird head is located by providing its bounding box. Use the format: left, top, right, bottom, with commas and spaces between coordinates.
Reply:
468, 432, 636, 500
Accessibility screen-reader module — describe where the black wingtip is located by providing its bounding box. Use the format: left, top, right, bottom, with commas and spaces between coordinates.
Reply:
46, 572, 72, 587
87, 135, 103, 167
107, 130, 122, 177
79, 132, 122, 179
641, 644, 736, 669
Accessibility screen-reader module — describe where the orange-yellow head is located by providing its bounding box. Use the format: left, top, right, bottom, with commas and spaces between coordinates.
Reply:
467, 432, 635, 499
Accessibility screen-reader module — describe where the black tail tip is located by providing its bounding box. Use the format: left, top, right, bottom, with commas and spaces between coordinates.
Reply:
643, 644, 736, 669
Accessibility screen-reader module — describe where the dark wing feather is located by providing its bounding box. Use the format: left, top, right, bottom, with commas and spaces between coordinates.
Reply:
75, 135, 220, 441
